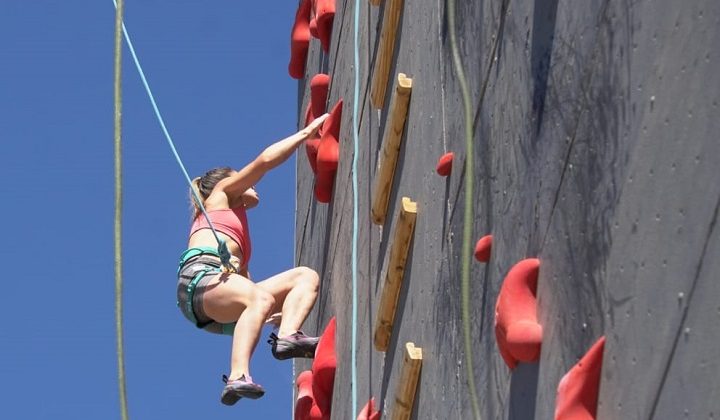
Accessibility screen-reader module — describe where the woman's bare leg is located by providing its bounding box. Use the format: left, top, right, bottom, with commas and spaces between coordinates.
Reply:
256, 266, 319, 337
202, 273, 275, 379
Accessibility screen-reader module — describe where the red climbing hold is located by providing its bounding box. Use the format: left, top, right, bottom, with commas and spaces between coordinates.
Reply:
310, 74, 331, 119
316, 99, 343, 173
317, 137, 339, 173
436, 152, 454, 176
310, 404, 324, 420
314, 0, 335, 52
495, 258, 543, 369
297, 370, 313, 399
306, 137, 321, 174
305, 103, 314, 128
305, 74, 330, 175
309, 17, 319, 38
296, 370, 323, 420
312, 317, 337, 417
357, 398, 381, 420
555, 336, 606, 420
289, 0, 312, 79
304, 104, 320, 174
474, 235, 493, 262
314, 169, 335, 203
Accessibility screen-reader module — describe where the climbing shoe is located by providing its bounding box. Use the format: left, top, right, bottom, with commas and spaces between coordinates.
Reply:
220, 374, 265, 405
267, 331, 320, 360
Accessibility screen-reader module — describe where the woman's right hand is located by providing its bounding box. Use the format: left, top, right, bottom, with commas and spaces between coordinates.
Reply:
302, 113, 330, 139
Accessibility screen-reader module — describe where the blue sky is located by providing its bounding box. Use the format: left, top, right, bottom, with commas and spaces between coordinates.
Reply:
1, 1, 305, 418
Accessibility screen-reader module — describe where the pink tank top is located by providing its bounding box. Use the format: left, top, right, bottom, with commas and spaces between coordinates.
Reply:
190, 207, 252, 267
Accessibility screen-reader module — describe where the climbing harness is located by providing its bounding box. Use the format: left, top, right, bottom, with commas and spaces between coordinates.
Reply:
177, 247, 237, 335
111, 0, 235, 274
178, 249, 219, 325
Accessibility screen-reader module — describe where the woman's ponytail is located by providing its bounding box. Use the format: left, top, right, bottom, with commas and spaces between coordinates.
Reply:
188, 167, 234, 221
189, 177, 203, 220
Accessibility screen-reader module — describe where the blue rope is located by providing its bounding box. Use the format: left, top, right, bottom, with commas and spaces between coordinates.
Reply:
111, 0, 233, 270
351, 0, 360, 417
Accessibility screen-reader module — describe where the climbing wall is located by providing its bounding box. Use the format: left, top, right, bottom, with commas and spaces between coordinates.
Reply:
294, 0, 720, 418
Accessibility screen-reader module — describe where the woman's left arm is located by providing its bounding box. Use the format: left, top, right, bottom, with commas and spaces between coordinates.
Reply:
213, 113, 329, 201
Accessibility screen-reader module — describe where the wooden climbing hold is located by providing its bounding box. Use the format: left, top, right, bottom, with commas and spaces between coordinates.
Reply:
436, 152, 454, 176
371, 73, 413, 225
312, 317, 337, 418
555, 336, 606, 420
357, 398, 381, 420
374, 197, 417, 351
474, 235, 492, 262
370, 0, 405, 108
390, 342, 423, 420
288, 0, 312, 79
495, 258, 543, 369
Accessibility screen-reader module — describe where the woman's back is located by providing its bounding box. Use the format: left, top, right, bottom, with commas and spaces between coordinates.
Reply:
189, 206, 252, 269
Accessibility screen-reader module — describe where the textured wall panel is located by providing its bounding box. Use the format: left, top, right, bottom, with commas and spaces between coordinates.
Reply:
294, 0, 720, 418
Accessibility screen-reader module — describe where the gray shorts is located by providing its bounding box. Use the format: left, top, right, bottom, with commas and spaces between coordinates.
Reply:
177, 254, 234, 335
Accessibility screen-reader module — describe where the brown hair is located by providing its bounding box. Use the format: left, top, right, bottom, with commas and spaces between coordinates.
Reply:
189, 166, 233, 219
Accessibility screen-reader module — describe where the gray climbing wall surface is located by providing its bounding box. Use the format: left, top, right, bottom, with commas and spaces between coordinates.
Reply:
294, 0, 720, 418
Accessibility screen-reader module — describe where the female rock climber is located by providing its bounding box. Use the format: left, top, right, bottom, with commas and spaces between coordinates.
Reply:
176, 113, 329, 405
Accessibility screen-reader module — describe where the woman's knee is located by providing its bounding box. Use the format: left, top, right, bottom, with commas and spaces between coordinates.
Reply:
296, 266, 319, 291
252, 288, 276, 314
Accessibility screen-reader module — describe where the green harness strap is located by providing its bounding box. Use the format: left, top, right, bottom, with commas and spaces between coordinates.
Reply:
221, 323, 236, 335
177, 246, 220, 273
182, 268, 218, 326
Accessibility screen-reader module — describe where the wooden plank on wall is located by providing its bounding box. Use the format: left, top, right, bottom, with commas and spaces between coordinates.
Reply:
371, 73, 413, 225
374, 197, 418, 351
390, 342, 423, 420
370, 0, 404, 109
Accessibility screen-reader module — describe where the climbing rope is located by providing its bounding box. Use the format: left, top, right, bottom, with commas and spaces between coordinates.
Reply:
113, 1, 129, 420
110, 0, 234, 272
447, 0, 481, 418
351, 0, 361, 417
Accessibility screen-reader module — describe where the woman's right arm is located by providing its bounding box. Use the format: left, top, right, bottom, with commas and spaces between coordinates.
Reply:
214, 113, 329, 200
